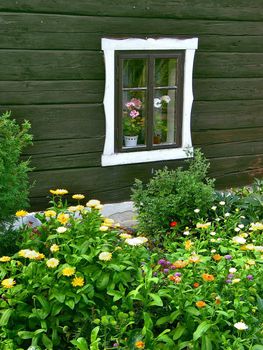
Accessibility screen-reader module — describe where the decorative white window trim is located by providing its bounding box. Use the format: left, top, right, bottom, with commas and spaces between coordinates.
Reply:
101, 37, 198, 167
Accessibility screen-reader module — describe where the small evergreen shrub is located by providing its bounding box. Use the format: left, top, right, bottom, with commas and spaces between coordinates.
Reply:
0, 111, 33, 223
131, 149, 215, 238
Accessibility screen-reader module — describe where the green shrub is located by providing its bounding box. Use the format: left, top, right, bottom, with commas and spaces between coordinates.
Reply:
0, 111, 33, 224
131, 149, 215, 238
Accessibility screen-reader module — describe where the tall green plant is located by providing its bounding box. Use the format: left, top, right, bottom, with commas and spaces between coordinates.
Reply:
131, 149, 215, 238
0, 111, 33, 223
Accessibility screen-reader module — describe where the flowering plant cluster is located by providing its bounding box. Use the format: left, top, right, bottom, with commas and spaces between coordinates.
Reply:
154, 95, 171, 109
123, 98, 144, 136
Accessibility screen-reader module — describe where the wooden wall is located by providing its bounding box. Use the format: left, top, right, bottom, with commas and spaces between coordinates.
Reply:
0, 1, 262, 209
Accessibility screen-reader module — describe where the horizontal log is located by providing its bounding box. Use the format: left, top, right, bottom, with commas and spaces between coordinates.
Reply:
0, 13, 262, 36
192, 127, 263, 145
0, 80, 104, 105
215, 169, 263, 189
192, 100, 263, 130
0, 1, 262, 21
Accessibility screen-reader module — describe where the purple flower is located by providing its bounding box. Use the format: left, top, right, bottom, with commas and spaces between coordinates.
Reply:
170, 265, 176, 270
227, 274, 234, 279
113, 343, 119, 347
158, 259, 167, 266
153, 272, 158, 277
174, 272, 181, 277
246, 274, 253, 280
166, 261, 172, 266
224, 254, 232, 260
163, 268, 170, 274
225, 279, 232, 284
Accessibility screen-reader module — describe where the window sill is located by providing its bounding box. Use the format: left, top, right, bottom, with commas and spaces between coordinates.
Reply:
101, 147, 193, 166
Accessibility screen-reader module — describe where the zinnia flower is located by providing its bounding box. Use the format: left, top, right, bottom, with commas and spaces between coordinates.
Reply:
56, 226, 68, 233
234, 322, 248, 330
188, 255, 201, 264
119, 233, 132, 239
44, 210, 56, 218
50, 244, 59, 253
86, 199, 101, 208
99, 225, 109, 232
50, 189, 68, 195
170, 221, 177, 227
172, 260, 188, 268
212, 254, 222, 261
232, 236, 246, 244
18, 249, 44, 260
194, 208, 200, 213
184, 240, 192, 250
15, 210, 28, 217
196, 300, 206, 308
46, 258, 59, 268
1, 278, 16, 289
202, 273, 215, 282
57, 213, 69, 225
62, 267, 76, 277
103, 218, 115, 226
219, 201, 225, 205
250, 222, 263, 231
72, 276, 84, 287
0, 256, 11, 262
72, 194, 85, 200
193, 282, 199, 288
135, 341, 145, 349
125, 237, 148, 246
196, 222, 211, 229
229, 267, 237, 273
99, 252, 112, 261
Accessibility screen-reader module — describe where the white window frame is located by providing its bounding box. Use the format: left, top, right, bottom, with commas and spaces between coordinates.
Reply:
101, 37, 198, 167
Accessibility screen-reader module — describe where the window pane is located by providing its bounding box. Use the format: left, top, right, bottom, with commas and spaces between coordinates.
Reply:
122, 90, 146, 148
153, 89, 176, 145
123, 59, 147, 88
155, 58, 177, 87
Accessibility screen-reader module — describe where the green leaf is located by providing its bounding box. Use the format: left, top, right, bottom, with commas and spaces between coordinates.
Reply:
18, 331, 34, 339
71, 337, 89, 350
0, 309, 13, 326
157, 334, 175, 346
35, 295, 50, 312
193, 321, 213, 341
96, 273, 110, 290
65, 299, 75, 310
201, 335, 213, 350
91, 326, 100, 344
170, 310, 181, 322
156, 315, 171, 326
252, 346, 263, 350
173, 324, 185, 340
42, 334, 53, 350
107, 290, 123, 302
148, 293, 163, 307
186, 306, 200, 316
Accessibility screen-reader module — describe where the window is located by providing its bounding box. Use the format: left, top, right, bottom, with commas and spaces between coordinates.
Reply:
101, 37, 198, 166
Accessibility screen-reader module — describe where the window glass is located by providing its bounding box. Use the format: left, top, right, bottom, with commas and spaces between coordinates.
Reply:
155, 58, 177, 87
123, 59, 147, 88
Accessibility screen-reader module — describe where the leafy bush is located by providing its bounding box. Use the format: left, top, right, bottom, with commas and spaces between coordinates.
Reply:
131, 149, 215, 238
0, 111, 33, 224
0, 190, 262, 349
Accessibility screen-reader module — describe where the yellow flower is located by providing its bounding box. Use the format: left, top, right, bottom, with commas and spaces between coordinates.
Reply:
188, 255, 201, 264
247, 259, 256, 266
184, 240, 192, 250
99, 225, 109, 232
71, 276, 84, 287
44, 210, 56, 218
76, 205, 85, 212
62, 267, 76, 277
103, 218, 115, 227
232, 278, 241, 284
196, 222, 211, 229
57, 213, 69, 225
86, 199, 101, 208
135, 341, 145, 349
212, 254, 222, 261
95, 204, 103, 210
1, 278, 16, 289
99, 252, 112, 261
119, 233, 132, 239
15, 210, 28, 217
18, 249, 44, 260
46, 258, 59, 268
56, 226, 68, 233
50, 189, 68, 195
172, 260, 188, 268
50, 244, 59, 253
67, 206, 77, 212
35, 253, 45, 260
250, 222, 263, 231
0, 256, 11, 262
72, 194, 85, 200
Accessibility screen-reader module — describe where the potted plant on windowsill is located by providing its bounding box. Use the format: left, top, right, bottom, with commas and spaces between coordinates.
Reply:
123, 98, 144, 147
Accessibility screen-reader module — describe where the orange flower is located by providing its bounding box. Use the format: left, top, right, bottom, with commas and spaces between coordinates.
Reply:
196, 300, 206, 308
202, 273, 215, 282
212, 254, 222, 261
173, 260, 188, 268
185, 240, 192, 250
193, 282, 200, 288
169, 275, 181, 284
215, 296, 221, 305
135, 341, 145, 349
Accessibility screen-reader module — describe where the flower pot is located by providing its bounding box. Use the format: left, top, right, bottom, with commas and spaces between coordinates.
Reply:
124, 135, 138, 147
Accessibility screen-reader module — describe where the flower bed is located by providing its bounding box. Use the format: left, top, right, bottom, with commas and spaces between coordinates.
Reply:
0, 189, 262, 350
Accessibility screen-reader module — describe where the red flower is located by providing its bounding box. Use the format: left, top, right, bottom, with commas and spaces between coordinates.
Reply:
170, 221, 177, 227
193, 282, 200, 288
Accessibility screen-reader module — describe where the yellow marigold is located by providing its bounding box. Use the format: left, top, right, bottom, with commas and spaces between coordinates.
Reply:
62, 267, 76, 277
72, 194, 85, 200
50, 244, 59, 253
188, 255, 201, 264
212, 254, 222, 261
57, 213, 69, 225
1, 278, 16, 289
196, 300, 206, 308
50, 189, 68, 195
172, 260, 188, 268
119, 233, 132, 239
196, 222, 211, 229
99, 252, 112, 261
135, 341, 145, 349
44, 210, 56, 218
72, 276, 84, 287
86, 199, 101, 208
15, 210, 28, 217
46, 258, 59, 268
202, 273, 215, 282
99, 225, 109, 232
0, 256, 11, 262
185, 240, 192, 250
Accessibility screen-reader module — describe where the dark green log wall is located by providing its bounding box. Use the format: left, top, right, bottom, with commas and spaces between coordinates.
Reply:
0, 1, 262, 208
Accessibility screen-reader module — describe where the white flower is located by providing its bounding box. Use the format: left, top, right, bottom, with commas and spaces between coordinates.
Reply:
125, 237, 148, 246
232, 278, 241, 284
211, 249, 216, 253
154, 98, 161, 108
234, 322, 248, 330
210, 231, 216, 236
238, 224, 244, 229
183, 230, 190, 236
99, 225, 109, 232
161, 95, 171, 103
229, 267, 237, 273
211, 206, 217, 210
215, 218, 220, 222
224, 212, 230, 217
232, 236, 246, 244
98, 252, 112, 261
194, 208, 200, 213
219, 201, 225, 206
234, 227, 240, 232
56, 227, 67, 233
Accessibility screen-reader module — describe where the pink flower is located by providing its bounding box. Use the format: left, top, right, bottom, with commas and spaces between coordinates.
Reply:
130, 110, 139, 118
125, 101, 135, 109
130, 98, 142, 109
